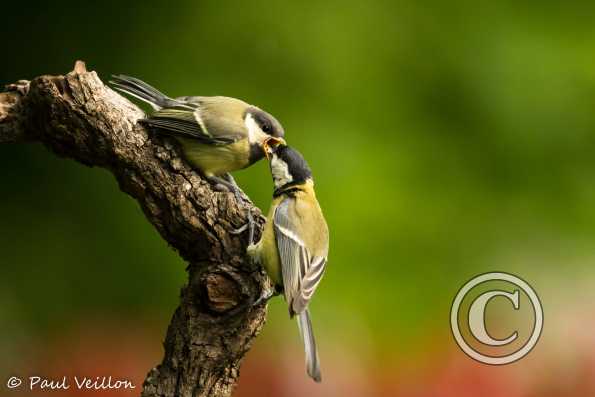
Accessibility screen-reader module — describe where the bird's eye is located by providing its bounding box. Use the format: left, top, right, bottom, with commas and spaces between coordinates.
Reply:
262, 123, 271, 133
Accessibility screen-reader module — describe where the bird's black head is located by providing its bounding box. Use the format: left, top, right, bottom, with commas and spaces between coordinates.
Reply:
247, 107, 285, 139
245, 107, 286, 165
269, 145, 313, 191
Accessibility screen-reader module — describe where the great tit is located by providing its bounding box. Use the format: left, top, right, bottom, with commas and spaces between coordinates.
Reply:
110, 74, 286, 239
247, 145, 329, 382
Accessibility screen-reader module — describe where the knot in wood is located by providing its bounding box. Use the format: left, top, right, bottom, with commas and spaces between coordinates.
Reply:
204, 273, 242, 313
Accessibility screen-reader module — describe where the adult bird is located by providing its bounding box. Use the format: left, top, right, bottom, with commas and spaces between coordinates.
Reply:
110, 74, 285, 240
247, 144, 329, 382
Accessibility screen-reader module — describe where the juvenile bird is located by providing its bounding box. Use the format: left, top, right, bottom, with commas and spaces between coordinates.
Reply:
247, 145, 328, 382
110, 75, 286, 240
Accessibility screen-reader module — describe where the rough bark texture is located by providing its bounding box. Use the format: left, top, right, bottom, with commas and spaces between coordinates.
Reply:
0, 62, 272, 397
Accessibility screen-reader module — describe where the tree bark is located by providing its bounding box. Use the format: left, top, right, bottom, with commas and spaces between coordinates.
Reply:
0, 61, 271, 397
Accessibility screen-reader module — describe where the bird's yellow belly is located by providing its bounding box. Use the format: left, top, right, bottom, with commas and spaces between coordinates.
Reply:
178, 138, 250, 176
258, 203, 284, 287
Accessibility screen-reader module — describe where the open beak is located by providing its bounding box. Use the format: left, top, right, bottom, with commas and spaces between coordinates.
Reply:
263, 137, 286, 160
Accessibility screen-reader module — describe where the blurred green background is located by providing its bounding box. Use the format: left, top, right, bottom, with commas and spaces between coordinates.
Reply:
2, 1, 595, 396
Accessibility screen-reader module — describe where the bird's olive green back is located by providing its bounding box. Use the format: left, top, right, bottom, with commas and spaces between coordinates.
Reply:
195, 96, 250, 139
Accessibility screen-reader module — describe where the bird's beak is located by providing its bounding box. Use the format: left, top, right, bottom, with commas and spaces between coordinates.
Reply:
264, 137, 286, 160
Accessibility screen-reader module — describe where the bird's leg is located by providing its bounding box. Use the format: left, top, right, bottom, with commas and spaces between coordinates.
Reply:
252, 288, 277, 307
221, 286, 278, 318
222, 174, 256, 245
204, 175, 253, 242
252, 282, 283, 307
204, 175, 236, 192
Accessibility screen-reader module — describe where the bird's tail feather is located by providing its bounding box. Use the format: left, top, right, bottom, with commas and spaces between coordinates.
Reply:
297, 309, 322, 382
110, 74, 176, 110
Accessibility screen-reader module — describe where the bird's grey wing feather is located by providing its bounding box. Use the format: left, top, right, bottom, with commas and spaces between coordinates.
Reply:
142, 108, 239, 145
274, 199, 326, 315
297, 308, 322, 382
274, 200, 306, 309
174, 95, 203, 104
296, 256, 327, 309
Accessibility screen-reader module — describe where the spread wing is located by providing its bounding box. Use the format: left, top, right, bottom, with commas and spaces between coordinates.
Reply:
274, 198, 327, 316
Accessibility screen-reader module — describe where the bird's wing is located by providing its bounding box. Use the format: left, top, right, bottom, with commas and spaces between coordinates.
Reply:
142, 106, 241, 145
274, 198, 327, 315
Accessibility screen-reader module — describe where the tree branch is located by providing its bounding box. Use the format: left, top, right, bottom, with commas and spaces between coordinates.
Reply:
0, 61, 271, 397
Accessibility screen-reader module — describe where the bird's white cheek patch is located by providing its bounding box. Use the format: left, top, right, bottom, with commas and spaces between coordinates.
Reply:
244, 113, 268, 144
271, 156, 292, 187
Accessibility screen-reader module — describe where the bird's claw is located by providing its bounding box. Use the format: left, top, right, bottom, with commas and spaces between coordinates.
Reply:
232, 208, 256, 245
212, 183, 232, 193
252, 288, 275, 307
230, 224, 249, 235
